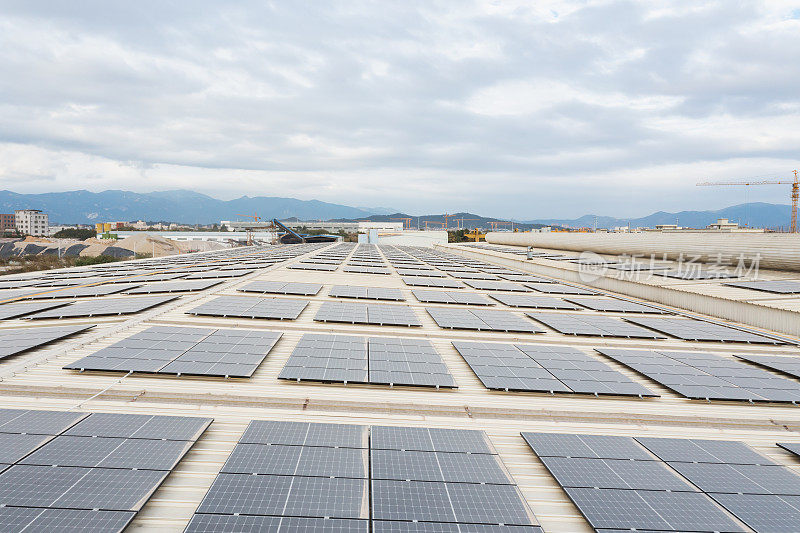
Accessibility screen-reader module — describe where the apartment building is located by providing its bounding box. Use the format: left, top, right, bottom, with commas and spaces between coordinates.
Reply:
14, 209, 49, 236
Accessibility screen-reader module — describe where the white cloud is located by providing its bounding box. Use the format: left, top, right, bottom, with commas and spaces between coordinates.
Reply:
0, 0, 796, 219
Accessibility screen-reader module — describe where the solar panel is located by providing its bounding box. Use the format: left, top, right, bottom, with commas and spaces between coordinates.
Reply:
463, 280, 530, 292
668, 461, 800, 495
239, 281, 322, 296
0, 464, 168, 511
453, 342, 655, 396
0, 301, 70, 320
184, 269, 254, 279
196, 473, 368, 519
497, 274, 553, 283
596, 348, 800, 402
280, 334, 454, 388
24, 295, 179, 320
315, 302, 421, 327
564, 297, 668, 314
185, 515, 369, 533
64, 413, 212, 441
21, 435, 194, 470
724, 280, 800, 294
412, 290, 493, 305
371, 449, 511, 484
370, 426, 493, 454
735, 354, 800, 380
778, 442, 800, 457
7, 283, 142, 300
709, 493, 800, 533
0, 325, 94, 361
526, 312, 665, 338
402, 277, 465, 288
488, 294, 580, 310
624, 317, 784, 344
65, 326, 281, 378
0, 433, 53, 463
539, 456, 695, 491
524, 283, 596, 295
187, 296, 308, 320
0, 409, 87, 435
289, 263, 338, 271
521, 432, 654, 461
371, 480, 536, 526
343, 265, 391, 275
125, 279, 223, 294
222, 443, 367, 478
329, 286, 405, 301
563, 487, 745, 532
240, 420, 368, 448
396, 268, 445, 277
0, 507, 134, 533
428, 308, 543, 333
635, 437, 776, 465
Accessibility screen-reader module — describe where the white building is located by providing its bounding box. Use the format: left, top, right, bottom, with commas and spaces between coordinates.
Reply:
15, 209, 49, 236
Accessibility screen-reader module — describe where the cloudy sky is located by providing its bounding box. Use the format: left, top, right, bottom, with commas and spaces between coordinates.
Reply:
0, 1, 798, 218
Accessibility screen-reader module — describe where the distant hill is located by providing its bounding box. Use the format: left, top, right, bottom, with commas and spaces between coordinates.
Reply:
0, 189, 383, 224
528, 203, 793, 230
331, 212, 549, 231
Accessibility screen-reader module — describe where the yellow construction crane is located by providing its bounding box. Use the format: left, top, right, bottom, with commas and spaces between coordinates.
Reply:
390, 217, 413, 229
424, 220, 445, 231
488, 221, 512, 231
697, 170, 799, 233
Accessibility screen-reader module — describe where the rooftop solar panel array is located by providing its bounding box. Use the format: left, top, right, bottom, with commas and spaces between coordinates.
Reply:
186, 419, 369, 532
187, 295, 308, 320
189, 419, 539, 531
184, 269, 254, 279
453, 341, 656, 396
343, 265, 392, 275
23, 295, 179, 320
402, 276, 464, 288
124, 279, 223, 294
371, 425, 540, 530
526, 312, 666, 338
3, 283, 142, 301
279, 333, 455, 387
412, 289, 493, 305
564, 297, 668, 314
463, 280, 530, 292
0, 325, 94, 361
489, 294, 580, 310
65, 326, 282, 378
315, 301, 421, 327
523, 283, 597, 295
625, 316, 784, 344
724, 280, 800, 294
521, 432, 790, 533
238, 280, 322, 296
329, 285, 405, 301
596, 347, 800, 402
428, 308, 543, 333
0, 409, 210, 533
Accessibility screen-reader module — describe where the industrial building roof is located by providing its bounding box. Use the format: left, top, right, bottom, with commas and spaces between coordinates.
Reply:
0, 241, 799, 532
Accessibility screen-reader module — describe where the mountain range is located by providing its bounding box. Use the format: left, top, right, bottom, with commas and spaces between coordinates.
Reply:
0, 189, 388, 224
527, 202, 793, 230
0, 189, 792, 230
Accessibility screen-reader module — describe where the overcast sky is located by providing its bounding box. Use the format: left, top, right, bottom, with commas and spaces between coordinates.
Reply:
0, 1, 798, 218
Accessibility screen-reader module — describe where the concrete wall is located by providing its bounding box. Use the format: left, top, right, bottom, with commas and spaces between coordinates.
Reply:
486, 231, 800, 271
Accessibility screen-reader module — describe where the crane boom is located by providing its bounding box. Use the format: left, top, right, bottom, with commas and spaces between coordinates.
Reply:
696, 170, 798, 233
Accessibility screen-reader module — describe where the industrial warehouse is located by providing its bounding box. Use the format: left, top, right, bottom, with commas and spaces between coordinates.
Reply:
0, 234, 797, 532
